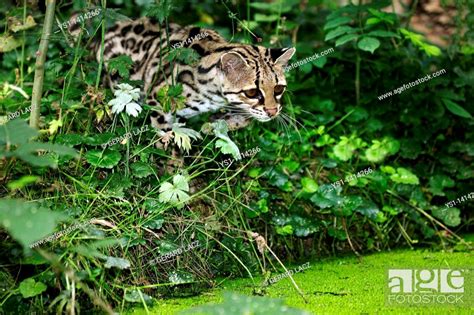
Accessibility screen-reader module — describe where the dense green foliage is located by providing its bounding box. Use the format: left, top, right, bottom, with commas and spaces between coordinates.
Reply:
0, 0, 472, 313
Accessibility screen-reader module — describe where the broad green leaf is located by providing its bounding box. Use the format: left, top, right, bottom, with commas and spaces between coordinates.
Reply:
0, 35, 22, 52
107, 55, 133, 79
432, 207, 461, 227
301, 177, 319, 193
254, 13, 280, 22
85, 150, 121, 169
365, 137, 400, 163
390, 168, 420, 185
428, 175, 455, 196
310, 185, 344, 209
19, 278, 47, 298
367, 30, 400, 38
7, 175, 39, 190
357, 37, 380, 53
130, 162, 154, 178
276, 225, 294, 236
442, 99, 472, 118
124, 289, 153, 304
0, 119, 38, 146
9, 15, 37, 32
324, 16, 352, 30
365, 17, 381, 26
55, 134, 84, 146
325, 26, 357, 41
333, 136, 365, 161
158, 174, 190, 208
10, 142, 77, 168
209, 120, 241, 159
0, 199, 65, 248
169, 271, 194, 284
104, 256, 131, 269
335, 33, 358, 47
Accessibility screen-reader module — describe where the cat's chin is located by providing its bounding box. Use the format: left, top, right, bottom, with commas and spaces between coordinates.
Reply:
255, 116, 273, 122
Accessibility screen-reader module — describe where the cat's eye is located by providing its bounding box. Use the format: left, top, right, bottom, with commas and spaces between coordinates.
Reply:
244, 89, 259, 98
274, 85, 285, 95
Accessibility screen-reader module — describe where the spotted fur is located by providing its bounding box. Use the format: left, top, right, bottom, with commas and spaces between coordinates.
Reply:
95, 18, 295, 135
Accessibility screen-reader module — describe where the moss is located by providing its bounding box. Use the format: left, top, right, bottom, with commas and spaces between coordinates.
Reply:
130, 248, 473, 315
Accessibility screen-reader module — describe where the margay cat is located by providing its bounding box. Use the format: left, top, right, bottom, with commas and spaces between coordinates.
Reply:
94, 18, 295, 136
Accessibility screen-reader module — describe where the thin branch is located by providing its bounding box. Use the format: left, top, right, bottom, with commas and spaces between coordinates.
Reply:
30, 0, 56, 128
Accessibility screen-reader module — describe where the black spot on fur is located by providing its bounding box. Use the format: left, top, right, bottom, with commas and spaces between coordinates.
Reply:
157, 116, 166, 124
121, 25, 132, 36
151, 111, 159, 118
143, 38, 154, 51
143, 30, 160, 37
109, 24, 119, 33
189, 27, 201, 38
177, 70, 194, 84
133, 24, 144, 34
190, 44, 207, 56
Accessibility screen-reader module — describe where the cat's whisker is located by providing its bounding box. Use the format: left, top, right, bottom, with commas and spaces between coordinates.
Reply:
276, 115, 291, 141
280, 113, 303, 142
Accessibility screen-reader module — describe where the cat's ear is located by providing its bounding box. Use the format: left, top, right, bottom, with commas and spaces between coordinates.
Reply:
220, 52, 249, 74
270, 47, 296, 67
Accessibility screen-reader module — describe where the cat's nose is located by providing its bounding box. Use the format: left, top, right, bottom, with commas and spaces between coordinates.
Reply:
265, 107, 278, 117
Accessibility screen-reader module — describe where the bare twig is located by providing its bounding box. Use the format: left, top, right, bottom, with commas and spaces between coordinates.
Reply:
30, 0, 56, 128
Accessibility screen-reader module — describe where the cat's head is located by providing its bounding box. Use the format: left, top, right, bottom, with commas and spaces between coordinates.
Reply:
218, 46, 295, 122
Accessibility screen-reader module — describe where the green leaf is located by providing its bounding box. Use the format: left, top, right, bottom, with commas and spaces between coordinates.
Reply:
130, 161, 154, 178
333, 136, 365, 161
104, 256, 131, 269
301, 177, 319, 193
7, 175, 39, 190
209, 120, 241, 159
324, 16, 352, 30
0, 35, 23, 52
399, 28, 441, 57
365, 137, 400, 163
276, 225, 294, 236
357, 37, 380, 53
146, 0, 174, 23
367, 30, 400, 38
365, 17, 381, 26
107, 55, 133, 79
124, 289, 153, 304
158, 174, 190, 208
0, 119, 38, 146
0, 199, 65, 248
442, 99, 472, 118
335, 33, 358, 47
85, 150, 121, 169
169, 271, 194, 284
11, 142, 77, 168
254, 13, 280, 22
310, 185, 344, 209
390, 168, 420, 185
325, 26, 357, 41
432, 207, 461, 227
428, 175, 455, 196
19, 278, 47, 298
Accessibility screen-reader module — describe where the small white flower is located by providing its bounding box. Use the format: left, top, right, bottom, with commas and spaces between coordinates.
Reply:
108, 84, 142, 117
